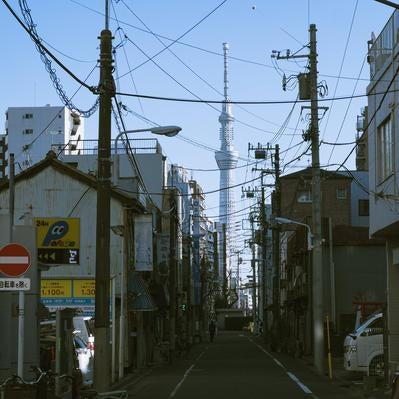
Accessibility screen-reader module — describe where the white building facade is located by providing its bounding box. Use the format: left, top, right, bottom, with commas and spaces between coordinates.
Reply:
5, 105, 84, 170
367, 10, 399, 377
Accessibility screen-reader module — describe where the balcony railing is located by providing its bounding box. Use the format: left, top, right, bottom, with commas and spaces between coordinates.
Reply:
57, 138, 162, 156
369, 10, 399, 79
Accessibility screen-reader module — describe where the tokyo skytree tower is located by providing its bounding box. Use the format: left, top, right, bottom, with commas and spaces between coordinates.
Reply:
215, 43, 239, 273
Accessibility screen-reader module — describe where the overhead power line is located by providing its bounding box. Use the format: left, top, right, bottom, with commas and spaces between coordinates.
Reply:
320, 0, 359, 143
120, 174, 263, 197
117, 28, 286, 136
115, 1, 299, 134
41, 38, 96, 63
2, 0, 98, 117
69, 0, 377, 83
114, 87, 398, 105
117, 0, 229, 80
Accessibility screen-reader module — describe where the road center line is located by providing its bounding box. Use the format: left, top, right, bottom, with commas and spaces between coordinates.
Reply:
169, 364, 194, 398
287, 371, 313, 394
169, 349, 206, 398
247, 336, 315, 396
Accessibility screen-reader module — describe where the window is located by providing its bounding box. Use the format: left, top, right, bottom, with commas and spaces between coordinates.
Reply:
297, 189, 312, 203
363, 316, 384, 336
23, 113, 33, 119
22, 129, 33, 135
336, 188, 347, 200
359, 199, 369, 216
377, 116, 394, 182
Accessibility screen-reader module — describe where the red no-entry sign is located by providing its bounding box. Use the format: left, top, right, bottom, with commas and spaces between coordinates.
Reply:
0, 243, 31, 277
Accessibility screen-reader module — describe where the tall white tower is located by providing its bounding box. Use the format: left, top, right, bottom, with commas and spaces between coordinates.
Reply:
215, 43, 239, 283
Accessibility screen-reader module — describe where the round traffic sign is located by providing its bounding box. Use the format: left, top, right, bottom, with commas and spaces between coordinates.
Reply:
0, 243, 31, 277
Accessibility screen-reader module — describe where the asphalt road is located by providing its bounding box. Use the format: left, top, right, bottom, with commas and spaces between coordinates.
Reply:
120, 331, 362, 399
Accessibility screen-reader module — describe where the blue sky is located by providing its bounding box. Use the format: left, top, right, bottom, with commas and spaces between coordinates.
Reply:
0, 0, 394, 276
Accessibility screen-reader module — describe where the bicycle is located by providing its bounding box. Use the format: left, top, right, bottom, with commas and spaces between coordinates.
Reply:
0, 367, 51, 399
391, 372, 399, 399
78, 388, 128, 399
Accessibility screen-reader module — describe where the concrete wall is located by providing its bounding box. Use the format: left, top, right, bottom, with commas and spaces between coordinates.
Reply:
327, 245, 386, 326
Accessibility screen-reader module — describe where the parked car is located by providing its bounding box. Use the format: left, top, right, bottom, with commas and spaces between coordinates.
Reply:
344, 311, 384, 377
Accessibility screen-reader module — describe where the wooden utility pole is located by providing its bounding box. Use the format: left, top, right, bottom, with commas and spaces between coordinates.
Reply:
94, 1, 114, 390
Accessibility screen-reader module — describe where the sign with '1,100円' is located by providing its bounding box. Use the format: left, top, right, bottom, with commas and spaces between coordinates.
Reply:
41, 279, 95, 317
36, 218, 80, 265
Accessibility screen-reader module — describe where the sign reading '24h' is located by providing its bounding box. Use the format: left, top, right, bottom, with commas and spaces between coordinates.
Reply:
36, 218, 80, 265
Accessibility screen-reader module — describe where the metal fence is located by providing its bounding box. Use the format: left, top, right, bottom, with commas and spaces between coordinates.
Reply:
57, 138, 161, 156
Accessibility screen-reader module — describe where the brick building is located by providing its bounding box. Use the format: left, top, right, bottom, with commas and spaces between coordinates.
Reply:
276, 168, 385, 356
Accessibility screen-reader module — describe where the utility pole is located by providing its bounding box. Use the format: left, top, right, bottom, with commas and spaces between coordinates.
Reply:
309, 24, 324, 375
186, 215, 193, 343
260, 174, 268, 344
247, 143, 273, 342
94, 0, 114, 390
274, 25, 324, 374
222, 224, 228, 306
271, 145, 281, 349
169, 189, 177, 360
249, 215, 257, 333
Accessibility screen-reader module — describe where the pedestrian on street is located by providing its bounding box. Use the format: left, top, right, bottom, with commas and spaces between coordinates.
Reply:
209, 320, 216, 343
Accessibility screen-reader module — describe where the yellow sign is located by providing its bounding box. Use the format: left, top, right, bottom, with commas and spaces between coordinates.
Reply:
73, 280, 95, 298
36, 218, 80, 249
41, 279, 72, 298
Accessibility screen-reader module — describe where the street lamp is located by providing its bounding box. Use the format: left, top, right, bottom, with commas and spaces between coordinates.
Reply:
112, 125, 182, 194
113, 125, 182, 154
274, 216, 313, 251
110, 125, 180, 380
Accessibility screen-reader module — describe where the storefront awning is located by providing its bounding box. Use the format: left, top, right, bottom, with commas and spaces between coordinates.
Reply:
127, 272, 157, 311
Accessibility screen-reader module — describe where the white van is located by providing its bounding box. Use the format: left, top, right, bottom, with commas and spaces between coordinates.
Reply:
343, 311, 384, 376
73, 316, 95, 357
